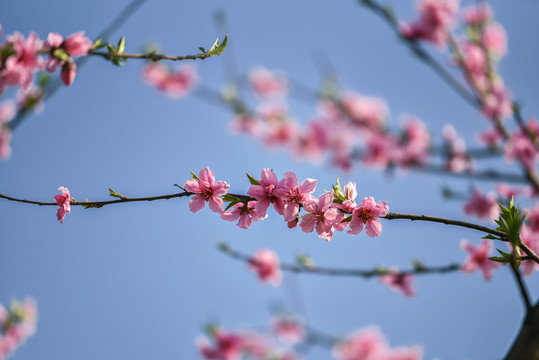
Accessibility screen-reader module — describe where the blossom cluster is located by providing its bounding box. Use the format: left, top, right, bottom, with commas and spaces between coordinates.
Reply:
197, 321, 422, 360
0, 298, 37, 360
141, 62, 197, 99
333, 327, 422, 360
197, 323, 300, 360
0, 27, 92, 159
233, 70, 433, 173
400, 1, 513, 124
0, 27, 92, 92
184, 167, 389, 241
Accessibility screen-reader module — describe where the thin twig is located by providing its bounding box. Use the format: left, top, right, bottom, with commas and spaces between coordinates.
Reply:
383, 212, 506, 238
88, 50, 211, 62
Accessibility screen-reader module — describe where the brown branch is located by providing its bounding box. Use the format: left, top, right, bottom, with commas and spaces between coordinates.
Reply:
383, 212, 507, 238
88, 50, 211, 62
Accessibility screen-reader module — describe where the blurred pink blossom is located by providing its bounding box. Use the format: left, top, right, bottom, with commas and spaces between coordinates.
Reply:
141, 62, 197, 99
463, 189, 499, 221
0, 101, 15, 159
270, 316, 305, 343
380, 269, 416, 297
248, 67, 288, 98
460, 239, 500, 280
248, 249, 282, 286
400, 0, 459, 47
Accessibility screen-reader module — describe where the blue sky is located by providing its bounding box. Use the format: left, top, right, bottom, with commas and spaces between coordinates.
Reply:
1, 0, 538, 359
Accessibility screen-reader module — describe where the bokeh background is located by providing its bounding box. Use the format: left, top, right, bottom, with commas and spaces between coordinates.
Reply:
1, 0, 539, 358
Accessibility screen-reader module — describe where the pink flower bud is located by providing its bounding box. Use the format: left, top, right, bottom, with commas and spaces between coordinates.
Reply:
61, 62, 77, 86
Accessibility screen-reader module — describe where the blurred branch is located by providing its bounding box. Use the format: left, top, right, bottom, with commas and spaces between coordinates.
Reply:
217, 241, 461, 278
357, 0, 480, 107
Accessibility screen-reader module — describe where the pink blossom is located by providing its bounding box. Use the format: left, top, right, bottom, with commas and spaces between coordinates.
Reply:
61, 61, 77, 86
496, 183, 525, 200
184, 167, 229, 214
248, 249, 282, 286
43, 32, 63, 51
525, 203, 539, 233
332, 327, 388, 360
0, 298, 37, 360
463, 189, 499, 221
340, 92, 388, 131
248, 67, 288, 98
0, 101, 15, 160
398, 117, 431, 167
505, 131, 537, 171
1, 32, 43, 92
270, 316, 305, 343
482, 23, 507, 58
62, 31, 93, 56
380, 269, 416, 297
198, 329, 244, 360
54, 186, 71, 223
482, 82, 512, 121
141, 62, 197, 99
220, 201, 267, 229
240, 332, 271, 358
247, 168, 285, 215
460, 239, 500, 280
461, 3, 492, 25
363, 133, 399, 169
478, 128, 502, 148
400, 0, 459, 47
348, 197, 389, 237
300, 192, 339, 241
275, 172, 317, 222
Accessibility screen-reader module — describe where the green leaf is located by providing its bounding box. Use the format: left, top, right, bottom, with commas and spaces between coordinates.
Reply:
207, 34, 228, 56
81, 199, 98, 209
246, 172, 260, 186
93, 36, 105, 49
496, 249, 513, 259
52, 48, 71, 62
107, 43, 116, 53
117, 36, 126, 54
207, 38, 220, 54
224, 200, 239, 211
222, 194, 240, 203
108, 188, 126, 199
341, 215, 352, 223
489, 256, 511, 263
190, 171, 199, 180
199, 47, 206, 53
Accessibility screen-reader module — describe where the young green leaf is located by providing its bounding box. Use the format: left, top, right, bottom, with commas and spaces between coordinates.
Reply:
117, 36, 126, 54
246, 173, 260, 186
108, 188, 126, 199
190, 171, 199, 180
207, 35, 228, 56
